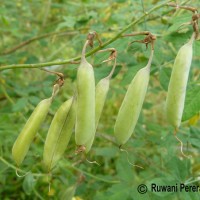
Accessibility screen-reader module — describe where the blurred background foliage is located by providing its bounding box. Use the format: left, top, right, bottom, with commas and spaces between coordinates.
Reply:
0, 0, 200, 199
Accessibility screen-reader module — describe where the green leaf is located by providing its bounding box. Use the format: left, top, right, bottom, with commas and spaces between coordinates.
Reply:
59, 185, 76, 200
159, 67, 171, 91
165, 157, 190, 181
182, 85, 200, 121
12, 97, 28, 112
179, 189, 200, 200
22, 173, 36, 195
190, 138, 200, 149
94, 183, 132, 200
28, 96, 41, 106
167, 13, 191, 34
194, 41, 200, 57
116, 154, 135, 182
106, 183, 130, 200
94, 147, 118, 158
94, 64, 121, 83
120, 64, 143, 86
189, 127, 200, 149
56, 16, 76, 30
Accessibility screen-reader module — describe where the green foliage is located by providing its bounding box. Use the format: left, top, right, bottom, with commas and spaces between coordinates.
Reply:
182, 85, 200, 121
22, 173, 36, 195
0, 0, 200, 199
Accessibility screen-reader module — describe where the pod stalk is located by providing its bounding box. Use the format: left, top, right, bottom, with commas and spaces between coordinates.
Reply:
107, 58, 117, 79
119, 147, 144, 169
81, 40, 89, 63
146, 48, 154, 70
173, 129, 191, 159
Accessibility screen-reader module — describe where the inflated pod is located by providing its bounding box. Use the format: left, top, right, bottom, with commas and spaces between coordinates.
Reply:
95, 78, 110, 127
12, 97, 52, 166
166, 34, 195, 128
85, 77, 110, 152
166, 33, 195, 128
75, 40, 95, 145
114, 50, 154, 145
85, 59, 117, 153
43, 97, 76, 171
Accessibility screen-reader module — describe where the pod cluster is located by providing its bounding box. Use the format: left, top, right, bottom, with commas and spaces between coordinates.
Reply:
12, 32, 196, 171
11, 39, 116, 171
75, 41, 117, 153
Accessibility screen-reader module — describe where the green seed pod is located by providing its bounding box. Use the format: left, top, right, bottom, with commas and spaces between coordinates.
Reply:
85, 77, 110, 153
85, 58, 117, 153
75, 40, 95, 145
43, 97, 76, 171
95, 77, 110, 127
12, 98, 52, 166
166, 34, 195, 128
114, 50, 154, 145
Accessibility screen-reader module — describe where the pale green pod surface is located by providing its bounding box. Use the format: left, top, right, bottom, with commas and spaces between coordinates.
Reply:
166, 35, 194, 128
95, 77, 110, 127
114, 50, 153, 145
85, 77, 110, 153
75, 58, 95, 145
12, 98, 52, 166
43, 97, 76, 171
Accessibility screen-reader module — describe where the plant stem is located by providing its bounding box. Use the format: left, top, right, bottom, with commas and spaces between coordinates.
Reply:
68, 164, 120, 184
0, 1, 172, 71
33, 189, 45, 200
184, 177, 200, 185
0, 156, 47, 177
1, 85, 15, 104
1, 31, 78, 55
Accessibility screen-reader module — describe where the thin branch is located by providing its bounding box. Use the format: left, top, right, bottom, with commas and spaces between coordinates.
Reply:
42, 0, 52, 27
1, 85, 14, 104
0, 0, 173, 71
122, 31, 150, 37
167, 2, 198, 13
67, 164, 120, 184
0, 156, 47, 177
1, 31, 78, 55
184, 177, 200, 185
140, 0, 147, 30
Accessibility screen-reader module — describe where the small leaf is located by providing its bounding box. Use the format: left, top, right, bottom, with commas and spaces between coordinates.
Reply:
179, 191, 200, 200
120, 64, 142, 86
59, 185, 76, 200
94, 64, 121, 83
12, 98, 28, 112
57, 16, 76, 30
190, 138, 200, 149
182, 85, 200, 121
159, 67, 171, 91
63, 16, 76, 27
28, 96, 41, 106
167, 14, 191, 34
94, 147, 118, 158
22, 173, 36, 195
165, 157, 190, 181
106, 183, 130, 200
116, 154, 135, 182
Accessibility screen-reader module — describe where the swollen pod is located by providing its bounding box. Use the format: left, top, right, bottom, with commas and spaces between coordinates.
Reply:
166, 34, 194, 128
